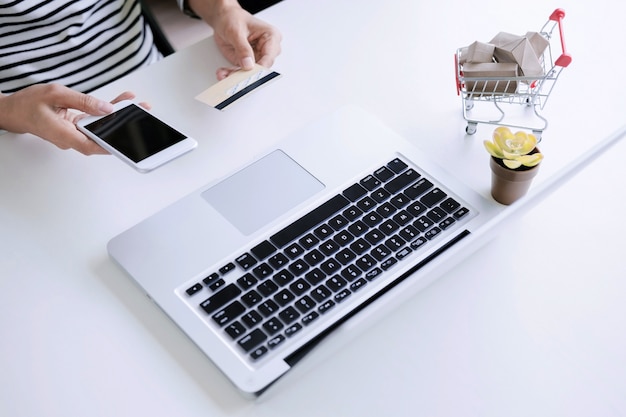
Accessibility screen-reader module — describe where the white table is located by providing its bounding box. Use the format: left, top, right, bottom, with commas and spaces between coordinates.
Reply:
2, 0, 626, 415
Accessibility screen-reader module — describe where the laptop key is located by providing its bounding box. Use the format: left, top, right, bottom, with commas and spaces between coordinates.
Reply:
295, 295, 316, 313
263, 318, 284, 335
202, 272, 220, 286
326, 275, 347, 292
299, 233, 320, 250
310, 285, 332, 302
208, 278, 225, 291
380, 257, 397, 270
200, 283, 242, 315
186, 283, 202, 296
341, 264, 361, 281
268, 334, 286, 349
365, 267, 383, 281
425, 227, 442, 240
238, 328, 267, 352
387, 158, 409, 174
343, 183, 368, 202
373, 166, 395, 182
318, 299, 336, 314
252, 263, 273, 280
405, 178, 433, 199
360, 175, 381, 191
225, 321, 246, 339
385, 168, 420, 194
258, 300, 279, 317
427, 207, 447, 222
334, 288, 351, 303
304, 268, 326, 286
241, 289, 263, 307
410, 236, 428, 250
274, 289, 295, 306
439, 217, 456, 230
219, 262, 236, 275
396, 247, 412, 260
279, 306, 300, 325
257, 279, 279, 297
273, 269, 295, 287
350, 278, 368, 292
250, 240, 277, 261
421, 188, 447, 207
212, 301, 245, 326
237, 273, 257, 290
371, 188, 391, 203
235, 253, 257, 270
301, 311, 319, 325
440, 197, 461, 214
285, 323, 303, 337
242, 311, 263, 328
356, 196, 376, 212
454, 207, 470, 219
250, 346, 268, 360
289, 278, 311, 296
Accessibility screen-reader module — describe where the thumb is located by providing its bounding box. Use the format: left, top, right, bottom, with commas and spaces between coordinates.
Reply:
231, 35, 255, 70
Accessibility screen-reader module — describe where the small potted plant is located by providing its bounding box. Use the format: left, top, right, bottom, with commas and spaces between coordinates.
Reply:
484, 126, 543, 205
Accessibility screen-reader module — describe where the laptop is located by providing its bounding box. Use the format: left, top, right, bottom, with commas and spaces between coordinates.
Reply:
108, 106, 617, 397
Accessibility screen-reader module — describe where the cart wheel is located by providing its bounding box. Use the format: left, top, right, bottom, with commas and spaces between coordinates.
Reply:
466, 123, 477, 135
532, 129, 543, 142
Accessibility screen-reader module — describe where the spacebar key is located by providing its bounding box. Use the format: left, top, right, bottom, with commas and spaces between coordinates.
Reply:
270, 194, 350, 248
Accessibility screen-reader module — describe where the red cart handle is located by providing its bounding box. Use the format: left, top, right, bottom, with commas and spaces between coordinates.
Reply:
549, 8, 572, 67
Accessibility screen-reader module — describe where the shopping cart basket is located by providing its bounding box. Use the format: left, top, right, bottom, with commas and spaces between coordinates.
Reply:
455, 8, 571, 140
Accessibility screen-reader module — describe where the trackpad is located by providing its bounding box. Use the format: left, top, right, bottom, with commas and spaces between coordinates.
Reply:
202, 150, 325, 235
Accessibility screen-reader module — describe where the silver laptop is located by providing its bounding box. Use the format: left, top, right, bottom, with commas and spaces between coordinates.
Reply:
106, 106, 516, 396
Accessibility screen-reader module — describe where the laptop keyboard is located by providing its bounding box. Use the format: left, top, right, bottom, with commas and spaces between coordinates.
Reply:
181, 157, 472, 362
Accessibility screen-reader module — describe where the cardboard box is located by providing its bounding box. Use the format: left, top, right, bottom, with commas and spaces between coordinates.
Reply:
490, 32, 544, 77
462, 62, 519, 96
464, 41, 495, 64
525, 31, 549, 57
458, 46, 469, 64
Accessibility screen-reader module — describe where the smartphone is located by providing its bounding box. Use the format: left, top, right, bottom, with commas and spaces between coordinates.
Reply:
77, 100, 197, 172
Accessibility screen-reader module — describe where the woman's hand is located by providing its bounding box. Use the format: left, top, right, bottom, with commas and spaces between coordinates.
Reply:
0, 85, 139, 155
189, 0, 282, 80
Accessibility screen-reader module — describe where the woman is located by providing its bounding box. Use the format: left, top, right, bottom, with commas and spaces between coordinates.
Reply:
0, 0, 282, 154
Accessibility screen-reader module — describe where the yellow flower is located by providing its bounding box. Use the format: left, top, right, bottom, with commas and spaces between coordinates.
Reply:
484, 127, 543, 169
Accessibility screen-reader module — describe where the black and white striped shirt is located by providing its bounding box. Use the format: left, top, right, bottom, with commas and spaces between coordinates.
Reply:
0, 0, 162, 94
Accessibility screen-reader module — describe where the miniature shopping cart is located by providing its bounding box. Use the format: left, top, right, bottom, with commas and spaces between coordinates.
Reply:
455, 8, 571, 140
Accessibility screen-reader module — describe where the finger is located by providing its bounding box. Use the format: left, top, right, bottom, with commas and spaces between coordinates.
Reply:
50, 123, 109, 155
71, 129, 109, 155
216, 66, 239, 81
254, 33, 282, 69
228, 31, 255, 70
78, 139, 109, 156
110, 91, 136, 104
47, 84, 114, 116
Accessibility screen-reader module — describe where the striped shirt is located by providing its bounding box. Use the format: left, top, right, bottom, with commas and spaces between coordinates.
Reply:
0, 0, 162, 94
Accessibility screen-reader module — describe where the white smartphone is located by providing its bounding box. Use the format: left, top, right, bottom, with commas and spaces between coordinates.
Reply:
77, 100, 197, 173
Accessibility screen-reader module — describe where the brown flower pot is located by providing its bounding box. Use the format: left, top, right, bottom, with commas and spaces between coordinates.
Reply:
489, 157, 540, 205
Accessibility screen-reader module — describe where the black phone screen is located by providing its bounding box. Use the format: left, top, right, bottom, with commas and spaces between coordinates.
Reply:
83, 104, 187, 162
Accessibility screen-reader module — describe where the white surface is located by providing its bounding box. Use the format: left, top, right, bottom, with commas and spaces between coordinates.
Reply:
1, 0, 626, 415
145, 0, 213, 50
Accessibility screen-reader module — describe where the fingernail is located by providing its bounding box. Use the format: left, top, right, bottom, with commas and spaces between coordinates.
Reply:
241, 56, 254, 70
99, 101, 114, 114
